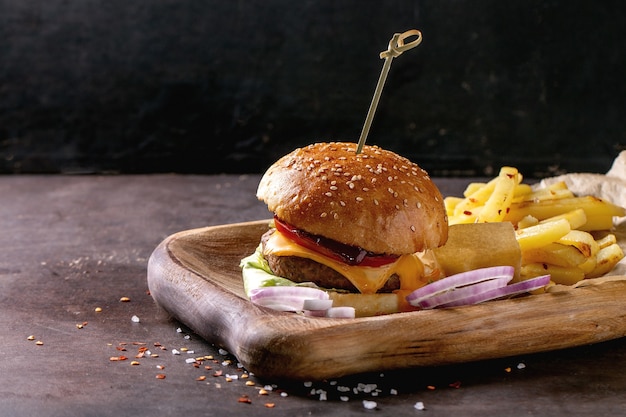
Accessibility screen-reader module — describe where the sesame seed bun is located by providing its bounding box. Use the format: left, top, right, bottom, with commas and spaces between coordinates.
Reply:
256, 142, 448, 255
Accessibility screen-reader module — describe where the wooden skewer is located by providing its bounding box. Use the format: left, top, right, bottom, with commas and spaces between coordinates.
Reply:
356, 29, 422, 154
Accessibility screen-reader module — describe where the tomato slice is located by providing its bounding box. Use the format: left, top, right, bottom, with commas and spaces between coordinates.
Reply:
273, 216, 399, 267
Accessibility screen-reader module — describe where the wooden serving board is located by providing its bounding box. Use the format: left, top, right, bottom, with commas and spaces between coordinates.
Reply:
147, 219, 626, 381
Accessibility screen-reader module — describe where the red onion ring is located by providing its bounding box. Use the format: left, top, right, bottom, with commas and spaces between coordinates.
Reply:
439, 274, 551, 308
411, 276, 511, 309
406, 266, 515, 306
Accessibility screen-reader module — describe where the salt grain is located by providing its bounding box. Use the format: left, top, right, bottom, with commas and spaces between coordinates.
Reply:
363, 400, 377, 410
414, 401, 425, 410
131, 315, 140, 323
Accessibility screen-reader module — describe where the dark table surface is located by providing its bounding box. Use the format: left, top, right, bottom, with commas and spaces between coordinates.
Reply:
2, 174, 626, 417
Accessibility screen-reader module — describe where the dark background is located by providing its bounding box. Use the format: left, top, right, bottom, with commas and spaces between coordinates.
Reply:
1, 0, 625, 177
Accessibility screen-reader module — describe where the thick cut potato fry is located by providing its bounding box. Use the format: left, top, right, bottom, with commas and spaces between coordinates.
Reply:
504, 196, 625, 230
596, 233, 617, 249
452, 179, 497, 219
538, 208, 587, 230
586, 243, 625, 278
521, 243, 588, 268
517, 215, 539, 229
557, 230, 600, 258
521, 262, 585, 286
515, 218, 571, 252
476, 166, 519, 223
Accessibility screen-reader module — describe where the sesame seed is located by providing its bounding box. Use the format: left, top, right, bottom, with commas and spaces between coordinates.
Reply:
339, 200, 346, 206
411, 225, 416, 232
356, 197, 363, 202
387, 176, 393, 182
395, 205, 400, 210
325, 192, 333, 197
330, 186, 338, 191
417, 202, 422, 208
320, 212, 328, 218
333, 213, 339, 219
331, 180, 337, 185
374, 199, 379, 205
348, 182, 355, 189
362, 187, 369, 192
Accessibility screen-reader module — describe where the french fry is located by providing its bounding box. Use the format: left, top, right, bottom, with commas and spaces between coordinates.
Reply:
520, 262, 585, 286
515, 218, 571, 252
538, 208, 587, 230
586, 243, 625, 278
504, 196, 625, 230
476, 166, 519, 223
557, 230, 599, 258
596, 233, 617, 249
521, 243, 588, 268
517, 215, 539, 229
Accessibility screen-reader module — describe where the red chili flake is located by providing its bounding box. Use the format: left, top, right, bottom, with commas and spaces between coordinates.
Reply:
156, 374, 166, 379
463, 210, 472, 216
138, 346, 148, 353
156, 365, 165, 370
213, 370, 223, 377
238, 395, 252, 404
426, 385, 436, 390
449, 381, 462, 389
204, 365, 212, 370
135, 352, 145, 359
153, 342, 162, 347
116, 346, 127, 351
196, 376, 207, 381
132, 342, 146, 346
264, 403, 276, 408
109, 356, 128, 361
506, 207, 510, 214
504, 367, 512, 373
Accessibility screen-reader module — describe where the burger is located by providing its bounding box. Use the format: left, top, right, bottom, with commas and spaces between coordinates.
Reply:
241, 142, 449, 316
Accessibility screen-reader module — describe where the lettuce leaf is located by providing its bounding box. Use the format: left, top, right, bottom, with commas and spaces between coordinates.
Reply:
239, 244, 300, 296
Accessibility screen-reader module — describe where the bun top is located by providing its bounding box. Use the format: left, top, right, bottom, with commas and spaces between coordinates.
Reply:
257, 142, 448, 255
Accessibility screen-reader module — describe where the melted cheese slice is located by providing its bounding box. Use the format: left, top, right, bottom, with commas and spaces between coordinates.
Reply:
264, 230, 426, 294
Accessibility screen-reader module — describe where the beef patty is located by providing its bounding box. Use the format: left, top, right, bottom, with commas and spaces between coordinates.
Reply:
261, 230, 400, 293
